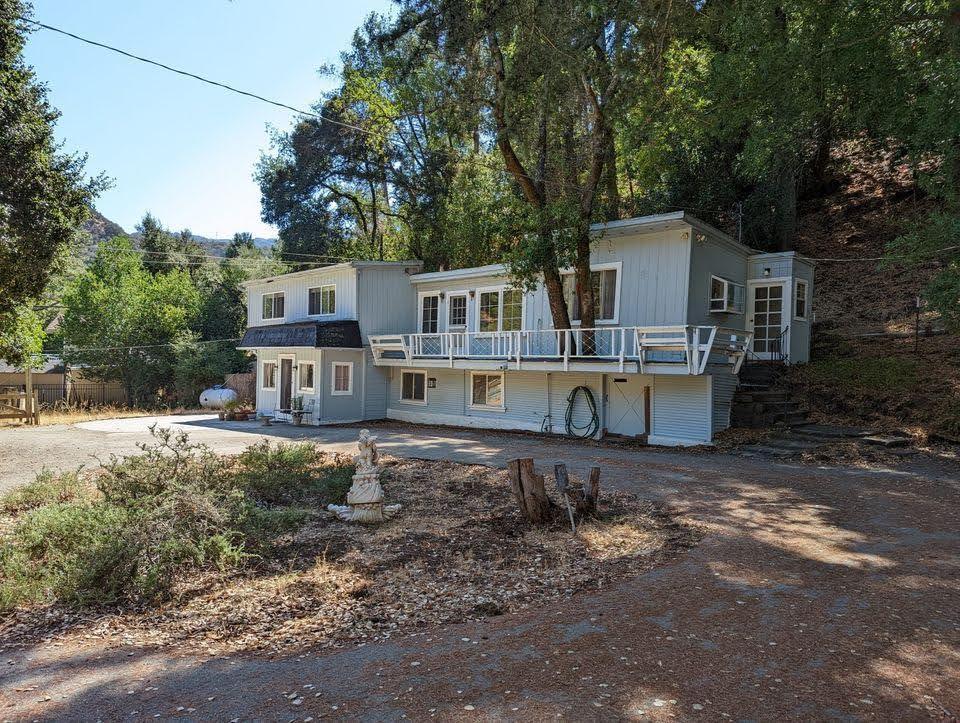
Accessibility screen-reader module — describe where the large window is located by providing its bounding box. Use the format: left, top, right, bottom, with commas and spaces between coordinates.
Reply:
471, 372, 504, 409
448, 294, 467, 328
478, 288, 523, 332
331, 362, 353, 395
298, 361, 315, 392
561, 266, 619, 323
421, 294, 439, 333
309, 285, 336, 316
262, 361, 277, 390
709, 276, 745, 314
400, 370, 426, 403
262, 292, 285, 320
794, 279, 808, 320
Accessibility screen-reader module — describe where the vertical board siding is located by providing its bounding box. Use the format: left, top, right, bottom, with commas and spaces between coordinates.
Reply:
362, 347, 389, 420
247, 267, 358, 327
357, 266, 420, 341
254, 347, 322, 420
651, 375, 711, 444
789, 259, 815, 364
687, 235, 750, 327
711, 373, 739, 435
546, 373, 603, 435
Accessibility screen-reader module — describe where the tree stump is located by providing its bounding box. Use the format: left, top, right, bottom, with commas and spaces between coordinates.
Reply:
507, 458, 554, 524
554, 463, 601, 519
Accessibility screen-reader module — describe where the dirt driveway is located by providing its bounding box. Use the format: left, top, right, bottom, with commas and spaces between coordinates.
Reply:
1, 417, 958, 720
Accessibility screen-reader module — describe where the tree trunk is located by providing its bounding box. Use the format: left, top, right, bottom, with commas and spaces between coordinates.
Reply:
507, 458, 554, 524
554, 463, 601, 519
574, 228, 596, 353
603, 133, 620, 221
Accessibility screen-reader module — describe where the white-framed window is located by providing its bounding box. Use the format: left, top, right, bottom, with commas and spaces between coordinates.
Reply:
448, 293, 467, 328
262, 292, 285, 320
298, 361, 315, 392
477, 287, 523, 332
262, 361, 277, 390
794, 279, 809, 320
308, 284, 336, 316
470, 372, 504, 410
709, 276, 745, 314
560, 262, 621, 324
420, 294, 439, 333
331, 361, 353, 395
399, 369, 427, 404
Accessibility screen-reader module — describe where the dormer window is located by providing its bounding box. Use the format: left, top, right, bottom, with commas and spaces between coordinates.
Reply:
262, 292, 285, 320
709, 276, 744, 314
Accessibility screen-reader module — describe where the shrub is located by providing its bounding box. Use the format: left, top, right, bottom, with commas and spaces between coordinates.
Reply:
236, 441, 350, 504
0, 469, 87, 514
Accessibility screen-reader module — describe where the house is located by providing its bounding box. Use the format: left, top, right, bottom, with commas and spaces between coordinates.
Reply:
0, 355, 127, 406
238, 212, 813, 445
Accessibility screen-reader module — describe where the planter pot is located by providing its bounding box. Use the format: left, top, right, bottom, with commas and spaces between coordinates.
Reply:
292, 414, 305, 426
218, 411, 225, 421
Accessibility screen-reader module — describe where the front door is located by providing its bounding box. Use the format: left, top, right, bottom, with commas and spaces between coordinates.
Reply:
606, 375, 648, 437
748, 283, 786, 359
279, 357, 293, 410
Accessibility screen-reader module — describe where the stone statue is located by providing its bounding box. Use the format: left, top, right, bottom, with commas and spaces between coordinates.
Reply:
327, 430, 400, 524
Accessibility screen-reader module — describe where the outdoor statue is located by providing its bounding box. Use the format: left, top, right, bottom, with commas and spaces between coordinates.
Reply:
327, 429, 401, 524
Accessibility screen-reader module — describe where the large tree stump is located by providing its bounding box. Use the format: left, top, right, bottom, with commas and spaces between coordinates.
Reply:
554, 463, 601, 519
507, 458, 554, 524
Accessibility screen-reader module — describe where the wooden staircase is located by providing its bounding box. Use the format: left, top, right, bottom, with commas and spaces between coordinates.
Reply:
731, 363, 808, 428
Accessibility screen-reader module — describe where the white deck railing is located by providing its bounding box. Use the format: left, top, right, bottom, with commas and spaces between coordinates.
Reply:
369, 326, 752, 375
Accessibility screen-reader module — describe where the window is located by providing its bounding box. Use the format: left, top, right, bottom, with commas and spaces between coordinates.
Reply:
262, 292, 284, 320
262, 361, 277, 390
298, 361, 315, 392
331, 362, 353, 395
709, 276, 744, 313
561, 266, 619, 323
794, 279, 808, 320
400, 370, 426, 403
421, 294, 439, 333
478, 291, 500, 332
471, 372, 504, 409
502, 289, 523, 331
309, 285, 336, 316
478, 288, 523, 332
448, 294, 467, 328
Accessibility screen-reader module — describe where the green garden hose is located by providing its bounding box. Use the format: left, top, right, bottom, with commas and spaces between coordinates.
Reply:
565, 385, 600, 439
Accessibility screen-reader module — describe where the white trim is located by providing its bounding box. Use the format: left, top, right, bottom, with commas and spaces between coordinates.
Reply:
308, 284, 337, 317
261, 360, 278, 390
386, 408, 542, 433
418, 291, 441, 334
398, 368, 428, 405
411, 263, 508, 284
331, 361, 354, 396
708, 275, 745, 314
260, 291, 285, 322
447, 290, 469, 329
646, 434, 711, 447
559, 261, 623, 325
793, 279, 809, 321
297, 360, 316, 392
473, 285, 527, 333
469, 371, 506, 411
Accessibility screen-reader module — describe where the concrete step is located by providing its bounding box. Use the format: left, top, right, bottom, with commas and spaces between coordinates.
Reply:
791, 424, 872, 440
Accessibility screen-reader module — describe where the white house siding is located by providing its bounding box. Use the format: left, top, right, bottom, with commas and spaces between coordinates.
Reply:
245, 266, 358, 327
412, 274, 512, 334
711, 373, 739, 435
254, 347, 323, 421
649, 375, 712, 446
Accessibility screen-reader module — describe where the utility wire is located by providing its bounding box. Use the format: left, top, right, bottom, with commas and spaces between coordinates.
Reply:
67, 337, 242, 353
799, 245, 960, 263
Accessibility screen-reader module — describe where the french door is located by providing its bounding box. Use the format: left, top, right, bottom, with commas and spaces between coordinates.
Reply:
748, 283, 787, 360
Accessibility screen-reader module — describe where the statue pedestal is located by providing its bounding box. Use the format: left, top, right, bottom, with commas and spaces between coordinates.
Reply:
327, 468, 401, 524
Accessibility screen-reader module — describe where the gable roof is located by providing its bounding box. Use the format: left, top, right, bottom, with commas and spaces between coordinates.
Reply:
237, 320, 363, 349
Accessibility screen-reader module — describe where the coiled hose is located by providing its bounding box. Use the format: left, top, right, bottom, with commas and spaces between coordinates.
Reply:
565, 385, 600, 439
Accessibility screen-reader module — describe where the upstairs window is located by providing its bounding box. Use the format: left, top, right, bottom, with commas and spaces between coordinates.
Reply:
448, 294, 467, 328
262, 292, 285, 320
794, 279, 809, 320
561, 267, 619, 323
309, 285, 336, 315
478, 291, 500, 332
478, 288, 523, 332
709, 276, 744, 313
420, 294, 439, 333
502, 289, 523, 331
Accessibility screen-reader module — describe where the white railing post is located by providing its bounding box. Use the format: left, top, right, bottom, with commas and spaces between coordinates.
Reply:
563, 329, 571, 371
448, 333, 454, 367
515, 331, 522, 369
618, 327, 626, 372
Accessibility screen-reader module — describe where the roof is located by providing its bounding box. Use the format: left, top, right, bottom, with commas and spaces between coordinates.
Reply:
0, 354, 65, 374
237, 320, 363, 350
240, 261, 423, 288
410, 263, 508, 284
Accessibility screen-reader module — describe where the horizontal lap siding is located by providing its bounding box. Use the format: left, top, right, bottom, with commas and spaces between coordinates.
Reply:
651, 375, 711, 444
320, 350, 364, 422
711, 373, 739, 435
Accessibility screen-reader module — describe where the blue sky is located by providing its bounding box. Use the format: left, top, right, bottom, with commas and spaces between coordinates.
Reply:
24, 0, 394, 238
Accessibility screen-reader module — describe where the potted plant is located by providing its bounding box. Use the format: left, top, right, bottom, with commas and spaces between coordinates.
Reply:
223, 399, 240, 421
291, 396, 305, 426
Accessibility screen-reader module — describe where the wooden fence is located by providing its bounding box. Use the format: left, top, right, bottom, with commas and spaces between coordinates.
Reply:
0, 382, 128, 409
0, 390, 39, 424
224, 372, 256, 404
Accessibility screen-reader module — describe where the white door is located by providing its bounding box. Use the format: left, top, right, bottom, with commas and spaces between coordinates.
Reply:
747, 283, 787, 359
606, 375, 648, 437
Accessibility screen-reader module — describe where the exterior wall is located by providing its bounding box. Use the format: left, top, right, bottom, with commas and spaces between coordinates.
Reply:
317, 349, 365, 423
246, 266, 358, 327
790, 259, 815, 364
649, 375, 712, 446
686, 233, 750, 328
711, 373, 739, 436
356, 266, 420, 341
746, 251, 815, 364
362, 347, 390, 420
412, 274, 509, 333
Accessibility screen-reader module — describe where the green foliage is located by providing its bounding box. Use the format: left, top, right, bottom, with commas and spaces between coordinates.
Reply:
0, 304, 45, 369
0, 429, 352, 610
0, 2, 103, 330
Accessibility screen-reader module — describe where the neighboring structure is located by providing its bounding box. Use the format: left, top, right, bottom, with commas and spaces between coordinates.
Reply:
238, 212, 814, 445
0, 355, 127, 407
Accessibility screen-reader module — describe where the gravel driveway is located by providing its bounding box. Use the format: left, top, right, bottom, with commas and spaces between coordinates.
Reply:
1, 416, 958, 720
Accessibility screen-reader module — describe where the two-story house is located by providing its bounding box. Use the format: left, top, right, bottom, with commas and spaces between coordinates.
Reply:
238, 211, 814, 445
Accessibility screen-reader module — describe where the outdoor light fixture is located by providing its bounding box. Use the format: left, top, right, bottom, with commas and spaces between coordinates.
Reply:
469, 290, 476, 299
763, 267, 771, 277
439, 291, 446, 300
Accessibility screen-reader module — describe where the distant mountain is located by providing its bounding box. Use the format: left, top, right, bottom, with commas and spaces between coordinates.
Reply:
81, 208, 276, 257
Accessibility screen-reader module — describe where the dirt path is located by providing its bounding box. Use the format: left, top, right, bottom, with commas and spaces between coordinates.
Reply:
1, 419, 958, 720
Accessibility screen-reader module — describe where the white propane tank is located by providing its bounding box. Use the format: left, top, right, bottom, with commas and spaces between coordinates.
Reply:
199, 386, 238, 409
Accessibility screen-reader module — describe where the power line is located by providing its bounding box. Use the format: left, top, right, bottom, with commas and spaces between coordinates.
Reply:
66, 337, 242, 353
799, 245, 960, 263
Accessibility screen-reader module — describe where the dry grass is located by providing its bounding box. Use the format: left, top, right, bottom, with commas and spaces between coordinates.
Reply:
0, 406, 205, 428
0, 456, 697, 655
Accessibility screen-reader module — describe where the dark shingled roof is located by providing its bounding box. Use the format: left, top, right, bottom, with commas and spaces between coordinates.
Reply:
238, 320, 363, 349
